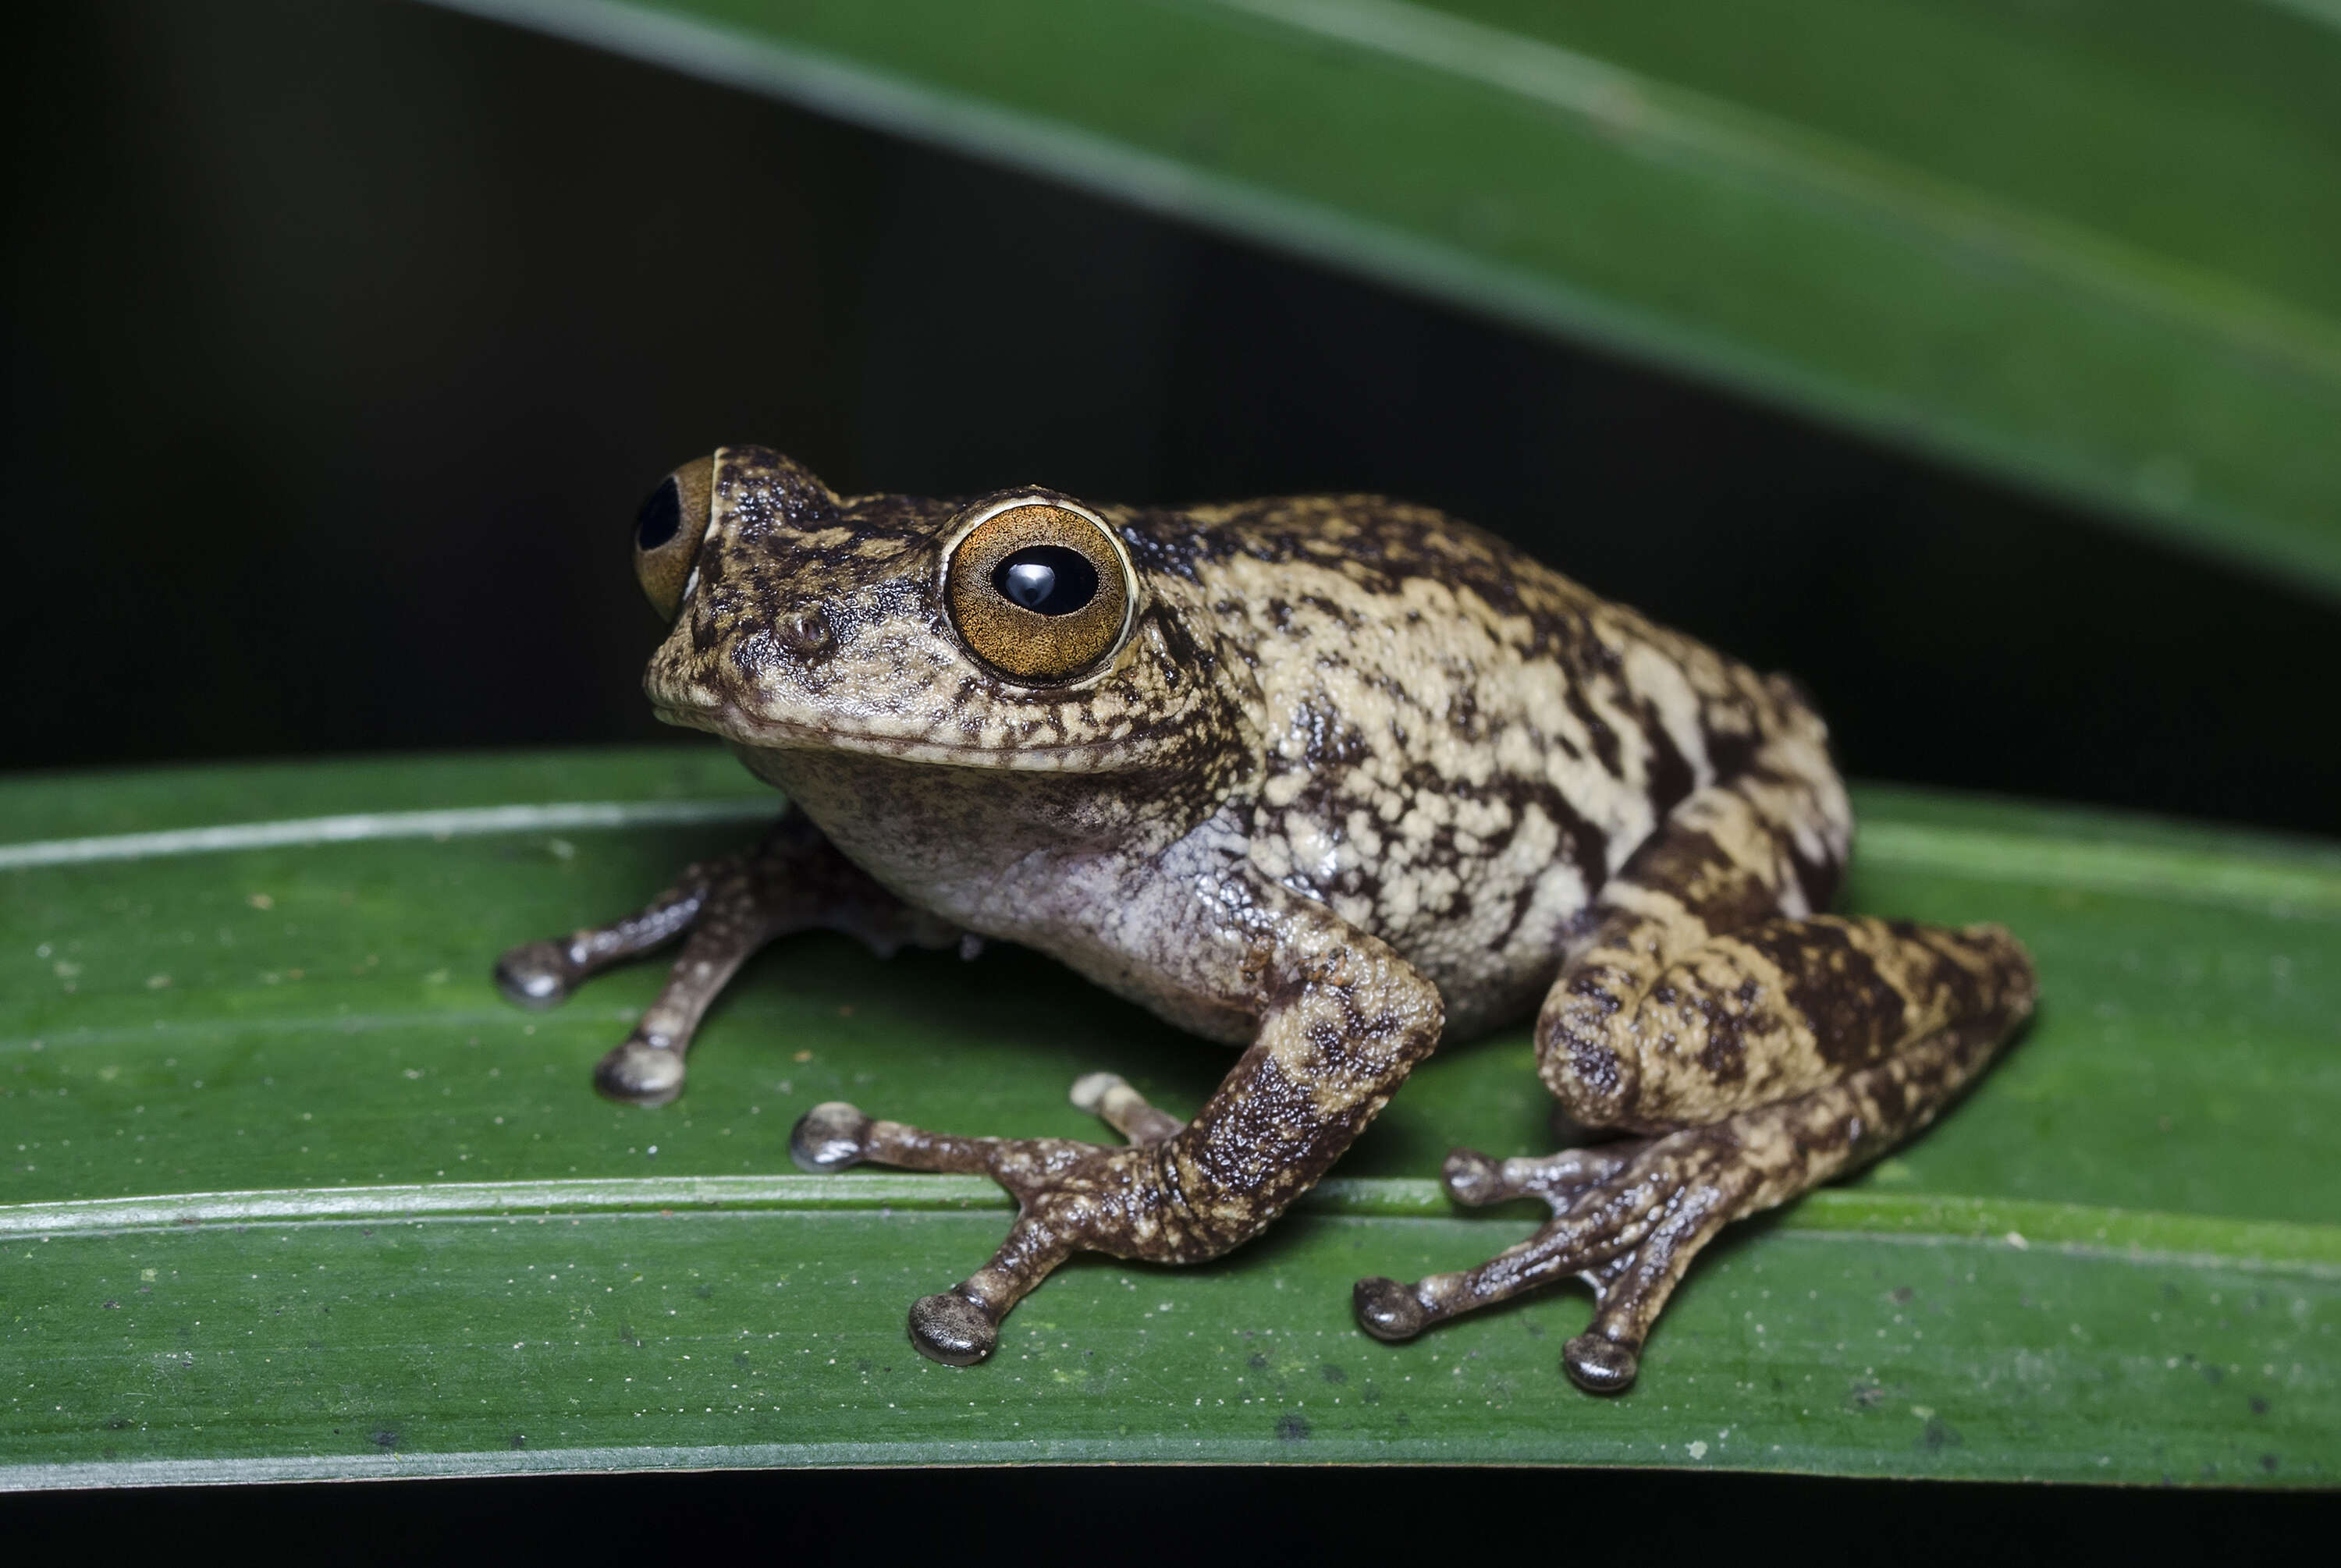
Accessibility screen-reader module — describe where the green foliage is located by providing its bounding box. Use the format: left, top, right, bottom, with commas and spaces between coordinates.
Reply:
2, 750, 2335, 1484
433, 0, 2341, 598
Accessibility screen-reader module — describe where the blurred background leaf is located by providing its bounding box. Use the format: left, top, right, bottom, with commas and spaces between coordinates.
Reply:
442, 0, 2341, 596
10, 0, 2339, 838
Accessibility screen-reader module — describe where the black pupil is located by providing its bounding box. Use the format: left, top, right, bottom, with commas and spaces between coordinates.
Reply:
993, 545, 1099, 615
635, 477, 682, 551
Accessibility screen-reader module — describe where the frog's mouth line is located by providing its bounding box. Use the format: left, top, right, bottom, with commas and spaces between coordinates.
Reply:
650, 701, 1136, 772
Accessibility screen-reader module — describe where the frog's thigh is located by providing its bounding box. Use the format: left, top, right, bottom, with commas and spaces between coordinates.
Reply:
1540, 913, 2037, 1132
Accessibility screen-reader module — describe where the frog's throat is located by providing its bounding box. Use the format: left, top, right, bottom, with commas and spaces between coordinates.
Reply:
650, 701, 1143, 772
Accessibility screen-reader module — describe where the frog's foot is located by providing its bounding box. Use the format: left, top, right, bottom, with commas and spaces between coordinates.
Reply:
496, 846, 797, 1107
1352, 1125, 1758, 1395
494, 813, 960, 1108
789, 1074, 1191, 1367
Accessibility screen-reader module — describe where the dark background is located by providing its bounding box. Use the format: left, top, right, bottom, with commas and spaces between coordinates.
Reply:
7, 0, 2340, 835
4, 0, 2335, 1538
2, 1464, 2332, 1561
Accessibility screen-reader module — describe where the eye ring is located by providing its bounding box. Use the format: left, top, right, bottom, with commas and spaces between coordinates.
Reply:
942, 494, 1135, 684
634, 454, 716, 619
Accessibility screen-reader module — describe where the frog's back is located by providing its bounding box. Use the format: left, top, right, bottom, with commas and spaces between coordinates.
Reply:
1128, 495, 1831, 1036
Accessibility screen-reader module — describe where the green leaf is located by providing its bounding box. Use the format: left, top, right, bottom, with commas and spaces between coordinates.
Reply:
2, 749, 2335, 1485
425, 0, 2341, 598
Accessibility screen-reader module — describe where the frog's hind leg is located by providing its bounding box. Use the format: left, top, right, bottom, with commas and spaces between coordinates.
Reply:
1355, 732, 2036, 1392
494, 808, 956, 1105
1355, 999, 2019, 1391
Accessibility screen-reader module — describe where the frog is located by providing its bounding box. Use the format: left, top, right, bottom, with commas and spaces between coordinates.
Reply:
495, 445, 2036, 1392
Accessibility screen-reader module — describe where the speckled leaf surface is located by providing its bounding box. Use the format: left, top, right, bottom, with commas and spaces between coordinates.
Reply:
428, 0, 2341, 598
2, 750, 2336, 1486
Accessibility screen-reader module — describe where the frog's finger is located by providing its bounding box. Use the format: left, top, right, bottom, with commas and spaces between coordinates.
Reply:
788, 1102, 1101, 1196
593, 882, 797, 1105
787, 1098, 1138, 1364
908, 1215, 1075, 1367
788, 1101, 1007, 1176
1068, 1072, 1185, 1145
494, 859, 720, 1009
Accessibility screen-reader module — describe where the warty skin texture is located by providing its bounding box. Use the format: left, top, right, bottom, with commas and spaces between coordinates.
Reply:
497, 445, 2036, 1390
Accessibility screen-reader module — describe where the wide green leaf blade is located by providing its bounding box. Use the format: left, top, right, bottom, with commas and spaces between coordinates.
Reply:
425, 0, 2341, 597
2, 750, 2335, 1485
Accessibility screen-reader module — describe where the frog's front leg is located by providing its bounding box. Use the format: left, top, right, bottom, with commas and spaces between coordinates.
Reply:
790, 878, 1446, 1366
1355, 757, 2037, 1393
494, 807, 957, 1105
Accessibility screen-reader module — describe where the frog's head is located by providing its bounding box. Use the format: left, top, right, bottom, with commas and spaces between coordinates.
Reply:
633, 445, 1245, 773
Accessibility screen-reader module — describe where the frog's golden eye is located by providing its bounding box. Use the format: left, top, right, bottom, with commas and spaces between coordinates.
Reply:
633, 455, 716, 619
944, 497, 1133, 684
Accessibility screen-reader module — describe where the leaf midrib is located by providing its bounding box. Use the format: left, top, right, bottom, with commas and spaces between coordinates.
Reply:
6, 1176, 2333, 1278
8, 792, 2340, 915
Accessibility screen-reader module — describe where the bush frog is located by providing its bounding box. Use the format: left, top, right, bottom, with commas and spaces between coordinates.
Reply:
497, 447, 2035, 1392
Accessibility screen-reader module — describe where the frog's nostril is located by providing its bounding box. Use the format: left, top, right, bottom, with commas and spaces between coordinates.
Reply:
776, 606, 834, 659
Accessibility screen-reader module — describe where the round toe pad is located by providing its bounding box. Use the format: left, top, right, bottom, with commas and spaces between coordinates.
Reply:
789, 1102, 873, 1173
594, 1041, 685, 1105
1352, 1277, 1429, 1342
1562, 1332, 1640, 1395
908, 1292, 998, 1366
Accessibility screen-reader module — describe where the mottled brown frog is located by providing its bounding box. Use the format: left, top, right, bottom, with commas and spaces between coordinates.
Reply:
496, 446, 2035, 1392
